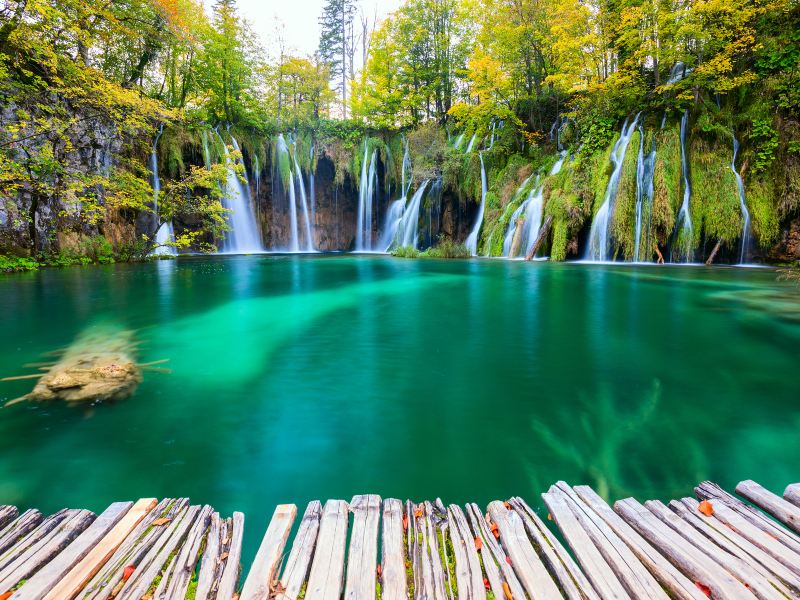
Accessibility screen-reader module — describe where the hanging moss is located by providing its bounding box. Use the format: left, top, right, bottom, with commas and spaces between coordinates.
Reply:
159, 125, 194, 178
746, 176, 780, 247
610, 130, 641, 260
652, 124, 681, 246
691, 137, 741, 244
273, 135, 293, 190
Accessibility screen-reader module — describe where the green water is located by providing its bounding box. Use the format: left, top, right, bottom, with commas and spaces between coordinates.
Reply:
1, 256, 799, 564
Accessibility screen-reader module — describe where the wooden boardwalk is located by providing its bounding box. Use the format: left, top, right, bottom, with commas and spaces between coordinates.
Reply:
0, 479, 799, 599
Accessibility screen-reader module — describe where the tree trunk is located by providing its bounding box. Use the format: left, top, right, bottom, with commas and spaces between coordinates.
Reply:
705, 239, 722, 265
525, 215, 552, 260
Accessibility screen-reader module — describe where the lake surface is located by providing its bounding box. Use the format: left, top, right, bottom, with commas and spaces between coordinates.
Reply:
1, 255, 798, 565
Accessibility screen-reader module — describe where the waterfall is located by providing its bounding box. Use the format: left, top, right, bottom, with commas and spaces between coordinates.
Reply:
501, 177, 533, 257
292, 151, 314, 252
201, 130, 212, 167
633, 126, 657, 262
465, 133, 477, 153
216, 131, 262, 253
253, 154, 260, 198
586, 115, 641, 261
464, 153, 488, 255
489, 122, 497, 150
453, 133, 465, 151
309, 144, 316, 241
149, 126, 177, 256
355, 145, 378, 251
671, 110, 694, 262
276, 134, 299, 252
732, 134, 751, 263
666, 61, 692, 84
401, 138, 412, 198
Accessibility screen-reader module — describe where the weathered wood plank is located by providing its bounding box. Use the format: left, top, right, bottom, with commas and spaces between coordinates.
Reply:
696, 482, 800, 556
671, 498, 800, 595
736, 480, 800, 535
12, 502, 132, 600
785, 484, 800, 508
465, 503, 524, 600
422, 501, 449, 600
0, 511, 43, 556
542, 491, 631, 600
0, 510, 72, 575
571, 487, 709, 600
380, 499, 407, 600
0, 507, 18, 532
78, 498, 184, 600
195, 512, 222, 600
276, 501, 322, 600
344, 495, 381, 600
40, 498, 155, 600
241, 504, 297, 600
215, 511, 244, 600
487, 499, 562, 600
509, 496, 599, 600
115, 504, 201, 600
447, 504, 485, 600
305, 500, 349, 600
645, 499, 783, 600
0, 510, 95, 594
162, 505, 213, 599
556, 483, 669, 600
614, 497, 758, 599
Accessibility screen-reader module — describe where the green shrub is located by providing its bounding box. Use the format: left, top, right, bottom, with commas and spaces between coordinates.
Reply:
391, 246, 420, 258
422, 237, 471, 258
0, 255, 39, 273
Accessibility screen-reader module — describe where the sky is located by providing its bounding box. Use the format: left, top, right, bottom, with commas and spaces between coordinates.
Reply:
204, 0, 403, 61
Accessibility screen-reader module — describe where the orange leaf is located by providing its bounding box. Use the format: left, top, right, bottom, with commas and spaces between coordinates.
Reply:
483, 578, 491, 590
547, 513, 552, 521
504, 501, 512, 509
414, 508, 423, 518
503, 581, 513, 600
695, 582, 711, 597
490, 522, 500, 539
474, 537, 482, 551
402, 514, 408, 530
506, 556, 512, 566
220, 552, 230, 562
152, 518, 171, 526
1, 592, 13, 600
123, 564, 135, 581
698, 501, 714, 517
377, 564, 382, 577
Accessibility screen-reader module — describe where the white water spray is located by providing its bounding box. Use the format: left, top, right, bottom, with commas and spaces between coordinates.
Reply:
464, 153, 488, 255
731, 134, 751, 263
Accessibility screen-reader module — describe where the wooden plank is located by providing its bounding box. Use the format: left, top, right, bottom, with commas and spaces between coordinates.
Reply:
195, 512, 222, 600
571, 486, 708, 600
114, 504, 201, 600
421, 501, 448, 600
78, 498, 185, 600
644, 499, 783, 600
785, 484, 800, 508
40, 498, 156, 600
614, 497, 758, 599
0, 511, 43, 556
542, 491, 630, 600
276, 501, 322, 600
0, 510, 72, 574
736, 480, 800, 534
162, 505, 213, 599
555, 483, 668, 600
447, 504, 485, 600
215, 511, 244, 600
0, 510, 95, 594
487, 500, 562, 600
344, 495, 381, 600
240, 504, 297, 600
380, 499, 407, 600
305, 500, 349, 600
672, 498, 800, 595
696, 482, 800, 555
465, 503, 524, 600
691, 493, 800, 578
411, 502, 434, 600
12, 502, 132, 600
0, 507, 18, 532
509, 496, 599, 600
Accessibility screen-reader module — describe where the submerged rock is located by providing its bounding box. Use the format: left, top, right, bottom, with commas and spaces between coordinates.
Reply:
5, 327, 144, 406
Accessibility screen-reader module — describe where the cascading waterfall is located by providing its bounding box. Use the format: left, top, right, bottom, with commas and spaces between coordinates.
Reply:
201, 130, 212, 167
276, 134, 299, 252
453, 133, 465, 151
633, 126, 657, 262
216, 131, 263, 253
465, 133, 477, 153
292, 150, 314, 252
149, 126, 177, 256
671, 110, 694, 262
666, 61, 692, 84
355, 145, 378, 251
502, 176, 535, 257
464, 153, 488, 255
586, 114, 641, 261
253, 154, 260, 198
731, 134, 751, 263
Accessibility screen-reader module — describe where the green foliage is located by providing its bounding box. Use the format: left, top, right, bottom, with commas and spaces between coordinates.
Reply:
610, 130, 641, 260
391, 246, 421, 258
0, 255, 39, 273
691, 138, 741, 243
746, 177, 780, 247
422, 237, 471, 258
749, 119, 780, 174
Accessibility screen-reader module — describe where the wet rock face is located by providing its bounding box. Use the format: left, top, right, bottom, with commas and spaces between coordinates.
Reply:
768, 217, 800, 262
0, 98, 127, 254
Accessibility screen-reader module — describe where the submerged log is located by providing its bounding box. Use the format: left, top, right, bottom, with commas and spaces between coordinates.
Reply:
654, 245, 665, 264
4, 326, 148, 407
705, 239, 722, 265
525, 215, 553, 261
509, 218, 525, 258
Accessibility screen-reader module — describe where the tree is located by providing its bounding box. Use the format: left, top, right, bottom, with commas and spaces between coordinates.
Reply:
318, 0, 356, 117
